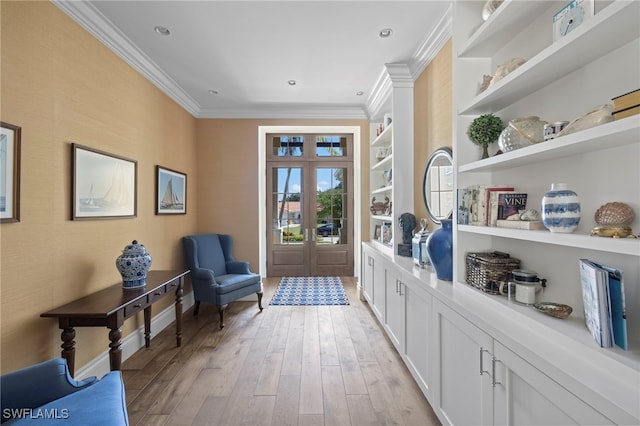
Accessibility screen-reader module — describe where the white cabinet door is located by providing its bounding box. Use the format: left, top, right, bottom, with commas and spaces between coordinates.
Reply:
433, 299, 493, 426
492, 341, 612, 426
404, 282, 432, 399
361, 247, 374, 303
371, 251, 386, 322
384, 266, 404, 351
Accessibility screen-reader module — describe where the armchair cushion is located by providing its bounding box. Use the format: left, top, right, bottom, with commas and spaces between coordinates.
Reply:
1, 358, 128, 425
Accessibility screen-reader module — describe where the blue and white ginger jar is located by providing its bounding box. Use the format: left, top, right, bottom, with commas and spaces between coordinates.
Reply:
541, 183, 580, 233
116, 240, 152, 289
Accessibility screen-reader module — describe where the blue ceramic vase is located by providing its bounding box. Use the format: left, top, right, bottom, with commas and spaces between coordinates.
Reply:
116, 240, 152, 289
426, 219, 453, 281
541, 183, 580, 233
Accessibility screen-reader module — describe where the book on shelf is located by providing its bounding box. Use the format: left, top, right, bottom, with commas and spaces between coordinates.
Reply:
486, 187, 514, 226
613, 104, 640, 121
612, 88, 640, 112
466, 184, 513, 226
578, 259, 627, 350
487, 189, 514, 226
457, 188, 472, 225
496, 193, 527, 221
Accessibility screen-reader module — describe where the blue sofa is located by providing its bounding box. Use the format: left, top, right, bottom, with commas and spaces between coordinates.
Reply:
1, 358, 128, 425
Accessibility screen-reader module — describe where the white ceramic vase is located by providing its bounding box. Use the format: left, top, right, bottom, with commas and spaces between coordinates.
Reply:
541, 183, 580, 233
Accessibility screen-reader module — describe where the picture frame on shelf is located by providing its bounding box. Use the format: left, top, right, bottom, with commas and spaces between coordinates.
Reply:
156, 165, 186, 215
72, 143, 137, 220
0, 122, 21, 223
553, 0, 594, 42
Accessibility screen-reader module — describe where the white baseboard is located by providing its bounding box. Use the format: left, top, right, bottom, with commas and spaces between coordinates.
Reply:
75, 292, 195, 380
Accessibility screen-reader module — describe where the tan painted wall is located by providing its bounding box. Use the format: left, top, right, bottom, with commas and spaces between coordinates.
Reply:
413, 39, 453, 229
0, 2, 198, 373
196, 119, 369, 271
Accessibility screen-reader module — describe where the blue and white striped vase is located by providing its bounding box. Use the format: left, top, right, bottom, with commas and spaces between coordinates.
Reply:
541, 183, 580, 233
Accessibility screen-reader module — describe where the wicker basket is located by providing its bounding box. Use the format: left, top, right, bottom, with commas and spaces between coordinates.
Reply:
465, 251, 520, 294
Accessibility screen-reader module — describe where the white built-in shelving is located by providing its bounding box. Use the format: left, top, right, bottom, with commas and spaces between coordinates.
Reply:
368, 65, 415, 256
452, 0, 640, 423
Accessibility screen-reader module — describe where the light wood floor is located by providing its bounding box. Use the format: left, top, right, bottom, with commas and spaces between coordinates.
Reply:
121, 277, 441, 426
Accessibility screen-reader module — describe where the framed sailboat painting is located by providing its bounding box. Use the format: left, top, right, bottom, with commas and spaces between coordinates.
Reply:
156, 165, 186, 215
72, 144, 137, 220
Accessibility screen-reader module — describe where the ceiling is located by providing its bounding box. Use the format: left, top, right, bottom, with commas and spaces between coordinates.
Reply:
53, 1, 451, 120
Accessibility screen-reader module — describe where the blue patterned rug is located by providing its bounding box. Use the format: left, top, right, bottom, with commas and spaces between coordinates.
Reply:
269, 276, 350, 306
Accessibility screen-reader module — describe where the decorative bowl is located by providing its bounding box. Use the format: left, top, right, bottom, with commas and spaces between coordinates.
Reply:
498, 116, 547, 152
533, 302, 573, 319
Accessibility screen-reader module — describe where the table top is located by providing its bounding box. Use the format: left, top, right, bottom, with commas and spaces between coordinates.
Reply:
41, 270, 189, 318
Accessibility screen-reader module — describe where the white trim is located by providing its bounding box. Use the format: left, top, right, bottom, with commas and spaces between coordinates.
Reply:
258, 126, 361, 278
74, 292, 195, 380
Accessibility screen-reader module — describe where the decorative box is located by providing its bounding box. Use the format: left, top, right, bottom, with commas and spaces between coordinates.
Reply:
465, 251, 520, 294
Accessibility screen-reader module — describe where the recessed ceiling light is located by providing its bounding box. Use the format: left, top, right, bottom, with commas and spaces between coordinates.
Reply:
208, 90, 219, 95
288, 80, 297, 86
154, 26, 171, 36
356, 91, 364, 96
379, 28, 393, 38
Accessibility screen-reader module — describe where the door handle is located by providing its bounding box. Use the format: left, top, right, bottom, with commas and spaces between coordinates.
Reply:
479, 347, 490, 376
304, 228, 309, 242
491, 356, 501, 387
311, 228, 316, 241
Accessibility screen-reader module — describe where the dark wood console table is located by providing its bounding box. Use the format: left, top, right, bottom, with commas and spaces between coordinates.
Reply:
41, 270, 189, 376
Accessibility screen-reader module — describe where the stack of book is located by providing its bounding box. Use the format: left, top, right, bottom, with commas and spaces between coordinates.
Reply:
578, 259, 628, 350
612, 89, 640, 120
457, 184, 543, 229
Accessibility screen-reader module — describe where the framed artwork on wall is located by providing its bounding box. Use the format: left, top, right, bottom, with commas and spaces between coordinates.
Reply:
156, 165, 186, 215
72, 143, 137, 220
1, 122, 21, 223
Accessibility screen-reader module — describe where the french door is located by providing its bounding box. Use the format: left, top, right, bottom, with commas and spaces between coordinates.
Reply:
266, 134, 353, 277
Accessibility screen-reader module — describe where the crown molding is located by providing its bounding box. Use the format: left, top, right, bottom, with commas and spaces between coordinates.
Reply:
409, 4, 452, 80
195, 104, 368, 120
365, 5, 452, 120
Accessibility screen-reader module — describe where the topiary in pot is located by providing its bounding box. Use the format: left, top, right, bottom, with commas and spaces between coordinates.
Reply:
467, 113, 504, 159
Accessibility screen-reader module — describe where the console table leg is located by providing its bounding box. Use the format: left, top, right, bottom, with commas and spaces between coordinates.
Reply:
144, 306, 151, 348
175, 280, 183, 347
61, 327, 76, 376
108, 327, 122, 371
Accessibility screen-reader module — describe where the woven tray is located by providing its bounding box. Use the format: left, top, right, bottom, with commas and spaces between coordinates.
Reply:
465, 251, 520, 294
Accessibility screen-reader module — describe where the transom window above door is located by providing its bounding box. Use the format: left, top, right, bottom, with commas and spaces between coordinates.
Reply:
270, 135, 351, 160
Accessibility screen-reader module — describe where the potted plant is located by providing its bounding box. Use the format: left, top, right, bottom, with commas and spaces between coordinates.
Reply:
467, 113, 504, 159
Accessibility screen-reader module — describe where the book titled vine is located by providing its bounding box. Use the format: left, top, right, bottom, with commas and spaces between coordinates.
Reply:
497, 193, 528, 220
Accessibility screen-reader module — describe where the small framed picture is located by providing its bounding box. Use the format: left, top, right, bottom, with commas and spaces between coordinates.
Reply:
553, 0, 594, 42
374, 224, 382, 241
156, 166, 186, 215
1, 122, 21, 223
72, 144, 137, 220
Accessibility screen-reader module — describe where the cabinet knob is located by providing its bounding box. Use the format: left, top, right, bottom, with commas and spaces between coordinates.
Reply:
133, 304, 142, 308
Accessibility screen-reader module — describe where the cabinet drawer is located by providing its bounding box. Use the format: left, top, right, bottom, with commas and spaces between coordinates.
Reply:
148, 286, 166, 303
124, 297, 150, 318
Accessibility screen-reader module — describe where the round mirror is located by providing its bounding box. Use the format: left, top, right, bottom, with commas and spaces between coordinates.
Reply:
423, 147, 453, 224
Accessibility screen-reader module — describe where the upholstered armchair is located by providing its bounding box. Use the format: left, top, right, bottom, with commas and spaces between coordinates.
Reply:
182, 233, 263, 329
0, 358, 128, 425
